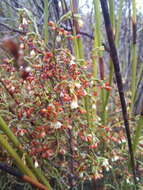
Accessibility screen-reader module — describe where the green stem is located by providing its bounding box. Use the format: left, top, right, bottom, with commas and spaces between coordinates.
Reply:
71, 0, 93, 129
131, 45, 137, 110
44, 0, 49, 44
0, 116, 52, 189
0, 116, 21, 148
0, 133, 36, 179
133, 115, 143, 153
93, 0, 103, 119
131, 0, 137, 112
102, 0, 115, 124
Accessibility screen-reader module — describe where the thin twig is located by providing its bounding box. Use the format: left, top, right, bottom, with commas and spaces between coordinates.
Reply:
0, 162, 49, 190
0, 22, 26, 35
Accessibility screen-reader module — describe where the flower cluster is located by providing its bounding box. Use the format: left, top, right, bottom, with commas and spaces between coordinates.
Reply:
48, 21, 81, 40
0, 31, 129, 189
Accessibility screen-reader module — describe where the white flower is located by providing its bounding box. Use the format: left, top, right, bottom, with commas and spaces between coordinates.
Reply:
54, 121, 62, 129
102, 159, 109, 167
69, 59, 76, 65
83, 89, 87, 96
105, 106, 108, 111
19, 25, 23, 30
97, 116, 101, 121
78, 19, 83, 27
92, 135, 98, 142
79, 172, 84, 178
22, 18, 28, 25
111, 156, 120, 162
91, 81, 94, 85
105, 167, 110, 172
92, 104, 96, 110
126, 178, 133, 185
56, 36, 61, 43
34, 160, 39, 168
75, 82, 81, 88
102, 158, 111, 171
25, 66, 32, 72
71, 55, 76, 61
69, 56, 76, 65
10, 86, 15, 92
30, 50, 36, 57
60, 91, 64, 97
20, 43, 25, 49
73, 147, 78, 151
70, 96, 78, 109
80, 153, 86, 159
119, 138, 126, 144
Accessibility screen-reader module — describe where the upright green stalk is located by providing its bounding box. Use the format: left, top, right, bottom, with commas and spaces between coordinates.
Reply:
93, 0, 101, 49
136, 63, 143, 90
0, 133, 36, 179
70, 0, 84, 60
133, 114, 143, 153
108, 0, 115, 88
93, 0, 101, 82
0, 116, 52, 189
109, 0, 115, 35
44, 0, 49, 44
131, 0, 137, 112
70, 0, 93, 128
0, 116, 21, 148
93, 0, 105, 122
102, 0, 115, 124
103, 0, 123, 123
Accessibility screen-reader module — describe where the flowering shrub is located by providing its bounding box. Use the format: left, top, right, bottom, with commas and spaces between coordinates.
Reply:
0, 20, 138, 189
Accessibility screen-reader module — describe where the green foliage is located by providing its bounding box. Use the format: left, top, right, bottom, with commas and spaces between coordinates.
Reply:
0, 1, 143, 189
